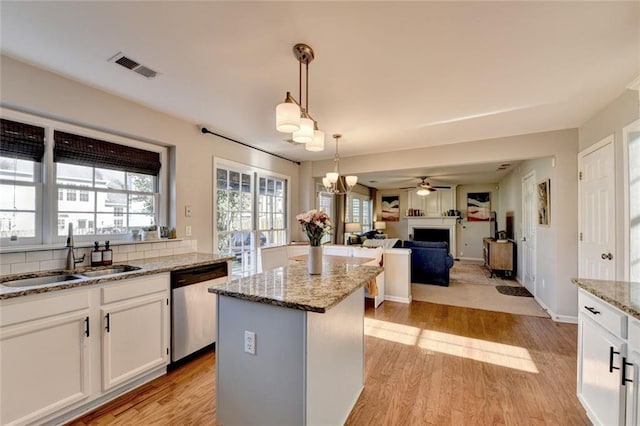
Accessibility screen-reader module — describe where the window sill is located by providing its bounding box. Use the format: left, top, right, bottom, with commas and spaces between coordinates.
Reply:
0, 238, 185, 254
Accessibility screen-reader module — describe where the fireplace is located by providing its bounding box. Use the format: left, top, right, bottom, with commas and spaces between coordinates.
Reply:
407, 217, 458, 257
414, 228, 450, 246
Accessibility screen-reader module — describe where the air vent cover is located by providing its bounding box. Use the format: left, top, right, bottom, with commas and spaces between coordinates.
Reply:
109, 52, 158, 79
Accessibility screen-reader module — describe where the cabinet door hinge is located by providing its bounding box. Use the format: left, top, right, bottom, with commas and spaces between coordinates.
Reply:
579, 232, 583, 241
166, 348, 169, 355
579, 171, 583, 180
166, 298, 169, 306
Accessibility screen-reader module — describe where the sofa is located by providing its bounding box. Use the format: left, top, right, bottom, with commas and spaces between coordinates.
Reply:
402, 240, 454, 286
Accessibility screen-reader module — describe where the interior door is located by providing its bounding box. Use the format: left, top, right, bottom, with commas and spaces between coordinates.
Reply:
579, 136, 616, 280
521, 171, 536, 294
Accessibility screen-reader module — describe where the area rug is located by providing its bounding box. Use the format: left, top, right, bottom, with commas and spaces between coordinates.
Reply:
496, 285, 533, 297
410, 260, 550, 318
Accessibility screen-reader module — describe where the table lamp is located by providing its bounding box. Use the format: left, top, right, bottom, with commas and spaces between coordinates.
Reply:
345, 222, 362, 244
374, 221, 387, 232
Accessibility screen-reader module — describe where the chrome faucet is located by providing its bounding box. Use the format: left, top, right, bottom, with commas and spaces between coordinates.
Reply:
66, 223, 85, 271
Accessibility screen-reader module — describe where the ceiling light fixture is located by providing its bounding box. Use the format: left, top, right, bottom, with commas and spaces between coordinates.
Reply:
322, 134, 357, 194
275, 43, 325, 151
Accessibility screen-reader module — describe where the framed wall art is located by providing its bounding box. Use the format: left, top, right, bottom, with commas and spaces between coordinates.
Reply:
467, 192, 491, 221
381, 195, 400, 221
537, 179, 550, 226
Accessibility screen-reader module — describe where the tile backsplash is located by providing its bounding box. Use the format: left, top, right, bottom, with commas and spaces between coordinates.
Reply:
0, 239, 198, 276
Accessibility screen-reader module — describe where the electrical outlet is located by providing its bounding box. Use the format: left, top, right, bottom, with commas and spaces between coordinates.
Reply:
185, 225, 192, 236
244, 330, 256, 355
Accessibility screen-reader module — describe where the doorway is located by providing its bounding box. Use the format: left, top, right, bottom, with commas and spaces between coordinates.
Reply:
521, 171, 537, 294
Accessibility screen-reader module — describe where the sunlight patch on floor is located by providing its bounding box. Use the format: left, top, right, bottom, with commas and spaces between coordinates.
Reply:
364, 318, 539, 373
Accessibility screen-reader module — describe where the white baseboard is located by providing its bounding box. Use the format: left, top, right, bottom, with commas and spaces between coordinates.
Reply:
384, 295, 412, 304
534, 295, 578, 324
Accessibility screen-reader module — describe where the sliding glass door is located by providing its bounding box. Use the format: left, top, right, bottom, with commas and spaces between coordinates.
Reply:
215, 161, 289, 277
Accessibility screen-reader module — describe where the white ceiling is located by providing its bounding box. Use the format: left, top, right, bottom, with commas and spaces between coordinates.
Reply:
1, 1, 638, 186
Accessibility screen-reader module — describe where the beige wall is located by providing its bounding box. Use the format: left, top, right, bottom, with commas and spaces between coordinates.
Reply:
0, 55, 301, 253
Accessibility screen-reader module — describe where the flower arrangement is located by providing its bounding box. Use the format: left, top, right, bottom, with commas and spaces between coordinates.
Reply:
296, 209, 332, 246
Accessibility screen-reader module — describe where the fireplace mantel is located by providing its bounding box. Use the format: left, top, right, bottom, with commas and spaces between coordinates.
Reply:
407, 217, 458, 257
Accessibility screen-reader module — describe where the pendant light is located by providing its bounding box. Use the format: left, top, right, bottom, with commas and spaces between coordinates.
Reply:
322, 134, 358, 194
275, 43, 325, 151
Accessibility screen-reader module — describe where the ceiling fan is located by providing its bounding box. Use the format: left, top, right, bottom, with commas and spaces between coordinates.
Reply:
401, 177, 450, 195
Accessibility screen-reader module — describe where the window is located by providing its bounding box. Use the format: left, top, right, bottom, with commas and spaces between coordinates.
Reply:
347, 194, 372, 232
0, 119, 44, 243
318, 192, 333, 244
54, 130, 160, 238
257, 176, 287, 247
1, 113, 167, 246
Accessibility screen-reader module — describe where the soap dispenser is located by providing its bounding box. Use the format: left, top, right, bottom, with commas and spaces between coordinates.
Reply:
91, 241, 102, 267
102, 241, 113, 266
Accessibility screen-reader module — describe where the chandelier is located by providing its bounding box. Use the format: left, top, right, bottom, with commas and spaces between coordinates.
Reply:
275, 43, 324, 152
322, 134, 358, 194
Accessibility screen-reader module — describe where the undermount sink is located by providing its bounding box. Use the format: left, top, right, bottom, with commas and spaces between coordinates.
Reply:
1, 274, 85, 288
79, 265, 142, 277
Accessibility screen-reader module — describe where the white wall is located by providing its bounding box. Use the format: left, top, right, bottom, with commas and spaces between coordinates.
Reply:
578, 89, 640, 280
0, 55, 301, 253
498, 157, 563, 316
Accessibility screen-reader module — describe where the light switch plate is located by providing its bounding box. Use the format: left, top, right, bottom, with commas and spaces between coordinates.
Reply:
185, 205, 192, 217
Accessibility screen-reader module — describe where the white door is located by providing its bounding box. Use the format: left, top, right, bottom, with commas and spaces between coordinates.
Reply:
521, 172, 536, 294
102, 292, 169, 391
579, 136, 616, 280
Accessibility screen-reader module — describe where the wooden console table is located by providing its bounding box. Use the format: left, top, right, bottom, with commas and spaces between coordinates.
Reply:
483, 238, 515, 277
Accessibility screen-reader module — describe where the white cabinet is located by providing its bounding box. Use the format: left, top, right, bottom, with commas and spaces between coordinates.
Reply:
577, 289, 640, 425
0, 290, 91, 426
625, 349, 640, 425
0, 272, 170, 425
578, 315, 626, 425
408, 188, 455, 217
100, 275, 169, 391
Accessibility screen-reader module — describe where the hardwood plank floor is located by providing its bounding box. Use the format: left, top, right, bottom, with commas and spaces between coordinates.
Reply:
70, 301, 588, 425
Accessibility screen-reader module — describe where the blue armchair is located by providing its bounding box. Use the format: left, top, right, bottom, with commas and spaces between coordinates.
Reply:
403, 240, 454, 286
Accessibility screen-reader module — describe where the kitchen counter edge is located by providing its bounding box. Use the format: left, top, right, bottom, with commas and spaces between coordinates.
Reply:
209, 263, 383, 313
0, 252, 234, 300
572, 277, 640, 320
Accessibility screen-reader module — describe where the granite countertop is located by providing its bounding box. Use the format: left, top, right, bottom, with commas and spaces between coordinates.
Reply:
572, 278, 640, 320
0, 252, 234, 300
208, 262, 383, 313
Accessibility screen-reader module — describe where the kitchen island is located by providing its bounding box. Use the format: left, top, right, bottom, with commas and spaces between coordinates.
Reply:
208, 261, 383, 426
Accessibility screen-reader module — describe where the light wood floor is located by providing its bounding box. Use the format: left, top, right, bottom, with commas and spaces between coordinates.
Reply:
70, 301, 589, 425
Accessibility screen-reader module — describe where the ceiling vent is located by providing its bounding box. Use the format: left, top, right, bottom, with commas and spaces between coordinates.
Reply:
109, 52, 158, 79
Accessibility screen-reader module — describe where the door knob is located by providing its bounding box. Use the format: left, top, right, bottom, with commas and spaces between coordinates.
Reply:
606, 253, 613, 260
602, 253, 607, 260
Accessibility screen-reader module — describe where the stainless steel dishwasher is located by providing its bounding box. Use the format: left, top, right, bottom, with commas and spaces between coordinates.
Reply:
170, 262, 228, 364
